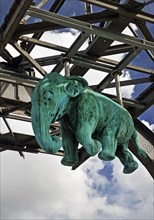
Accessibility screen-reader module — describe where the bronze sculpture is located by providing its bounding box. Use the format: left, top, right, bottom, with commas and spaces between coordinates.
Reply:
31, 72, 146, 174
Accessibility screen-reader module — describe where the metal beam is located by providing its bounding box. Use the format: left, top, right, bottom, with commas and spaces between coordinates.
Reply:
135, 119, 154, 149
128, 139, 154, 179
1, 69, 145, 111
71, 55, 114, 73
18, 52, 154, 76
52, 32, 89, 72
1, 116, 24, 158
143, 0, 154, 6
103, 44, 133, 56
25, 0, 65, 54
72, 147, 90, 170
24, 52, 94, 71
1, 102, 31, 115
70, 0, 139, 75
0, 71, 39, 88
136, 22, 154, 59
49, 0, 65, 12
20, 0, 49, 24
0, 143, 64, 157
17, 35, 68, 53
33, 54, 114, 73
15, 11, 118, 36
132, 119, 154, 178
111, 48, 142, 72
97, 48, 142, 91
1, 49, 13, 63
15, 22, 63, 36
96, 57, 154, 75
0, 0, 33, 55
107, 76, 153, 88
35, 55, 60, 67
129, 22, 154, 61
80, 0, 154, 24
19, 8, 117, 63
27, 7, 154, 51
11, 41, 46, 76
114, 72, 124, 106
102, 93, 145, 109
0, 112, 31, 123
129, 83, 154, 118
82, 54, 154, 75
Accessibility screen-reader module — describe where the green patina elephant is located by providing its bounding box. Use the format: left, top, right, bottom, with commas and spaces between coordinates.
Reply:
31, 72, 146, 174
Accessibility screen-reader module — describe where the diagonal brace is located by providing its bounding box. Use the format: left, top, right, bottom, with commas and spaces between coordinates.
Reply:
28, 7, 154, 51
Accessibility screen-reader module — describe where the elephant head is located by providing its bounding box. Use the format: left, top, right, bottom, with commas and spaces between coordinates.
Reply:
31, 72, 88, 153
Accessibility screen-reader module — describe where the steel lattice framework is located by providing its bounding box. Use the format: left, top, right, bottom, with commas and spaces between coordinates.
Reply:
0, 0, 154, 178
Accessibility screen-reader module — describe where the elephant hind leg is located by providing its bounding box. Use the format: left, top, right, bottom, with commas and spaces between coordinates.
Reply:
98, 132, 117, 161
116, 143, 138, 174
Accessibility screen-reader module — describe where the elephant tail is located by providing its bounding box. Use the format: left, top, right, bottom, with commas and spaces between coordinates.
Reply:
131, 129, 147, 158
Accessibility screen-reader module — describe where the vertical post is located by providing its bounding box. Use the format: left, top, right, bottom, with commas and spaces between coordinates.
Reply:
114, 72, 123, 106
62, 58, 71, 77
64, 60, 70, 77
84, 2, 93, 43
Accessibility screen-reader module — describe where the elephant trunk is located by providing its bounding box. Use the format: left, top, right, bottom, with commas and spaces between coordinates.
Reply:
31, 91, 61, 154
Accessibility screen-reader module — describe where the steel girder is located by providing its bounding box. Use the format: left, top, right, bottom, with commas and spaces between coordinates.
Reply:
0, 0, 33, 56
27, 7, 154, 51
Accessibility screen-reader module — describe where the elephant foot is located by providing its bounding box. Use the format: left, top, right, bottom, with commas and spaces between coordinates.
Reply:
84, 140, 102, 156
61, 157, 79, 166
123, 161, 138, 174
98, 150, 115, 161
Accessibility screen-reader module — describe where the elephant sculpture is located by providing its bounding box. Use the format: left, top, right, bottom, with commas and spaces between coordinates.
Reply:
31, 72, 146, 174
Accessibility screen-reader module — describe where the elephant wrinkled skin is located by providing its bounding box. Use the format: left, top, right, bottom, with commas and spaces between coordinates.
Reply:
31, 72, 146, 174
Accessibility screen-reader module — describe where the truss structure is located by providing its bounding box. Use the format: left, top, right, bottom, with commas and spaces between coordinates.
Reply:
0, 0, 154, 177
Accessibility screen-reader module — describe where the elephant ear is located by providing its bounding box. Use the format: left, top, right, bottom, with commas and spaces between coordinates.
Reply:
64, 78, 88, 97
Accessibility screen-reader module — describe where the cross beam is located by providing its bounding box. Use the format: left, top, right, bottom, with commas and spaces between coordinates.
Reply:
0, 0, 33, 55
80, 0, 154, 24
27, 7, 154, 51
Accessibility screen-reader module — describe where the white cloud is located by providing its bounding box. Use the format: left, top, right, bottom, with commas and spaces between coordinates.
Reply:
141, 120, 154, 132
84, 69, 108, 85
0, 118, 34, 135
1, 151, 153, 219
104, 70, 135, 99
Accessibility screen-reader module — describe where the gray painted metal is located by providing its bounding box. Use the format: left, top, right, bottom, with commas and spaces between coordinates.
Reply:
28, 7, 154, 51
0, 0, 33, 55
12, 41, 46, 76
81, 0, 154, 23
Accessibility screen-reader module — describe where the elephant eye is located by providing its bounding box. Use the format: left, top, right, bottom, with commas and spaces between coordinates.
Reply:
43, 90, 53, 101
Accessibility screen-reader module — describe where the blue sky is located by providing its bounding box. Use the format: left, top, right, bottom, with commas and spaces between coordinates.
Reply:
0, 0, 154, 219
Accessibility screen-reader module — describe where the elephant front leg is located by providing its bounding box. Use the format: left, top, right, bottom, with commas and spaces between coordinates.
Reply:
76, 93, 102, 156
61, 124, 79, 166
76, 122, 102, 156
98, 129, 117, 161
